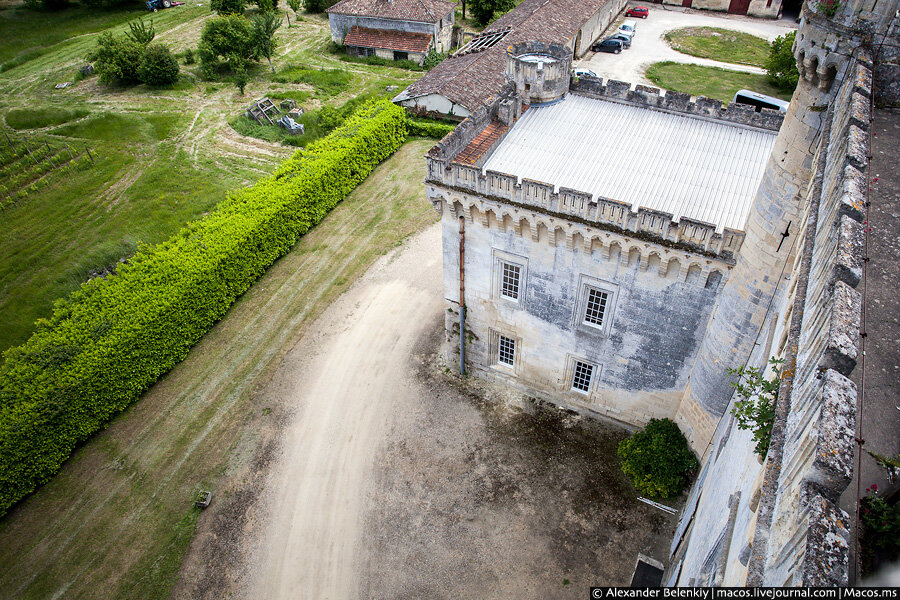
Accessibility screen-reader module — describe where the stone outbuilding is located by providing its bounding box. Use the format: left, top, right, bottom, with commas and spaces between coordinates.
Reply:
393, 0, 627, 119
326, 0, 455, 65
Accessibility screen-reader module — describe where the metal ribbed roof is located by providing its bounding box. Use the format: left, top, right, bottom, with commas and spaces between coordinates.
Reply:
481, 94, 777, 232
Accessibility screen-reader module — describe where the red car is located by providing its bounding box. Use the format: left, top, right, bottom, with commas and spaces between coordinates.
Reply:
626, 6, 649, 17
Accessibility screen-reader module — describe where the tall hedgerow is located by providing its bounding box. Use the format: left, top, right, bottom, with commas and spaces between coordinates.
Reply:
0, 99, 407, 517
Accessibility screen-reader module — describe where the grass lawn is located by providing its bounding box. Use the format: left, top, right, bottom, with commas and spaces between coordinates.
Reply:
645, 61, 793, 103
0, 139, 438, 600
664, 27, 772, 68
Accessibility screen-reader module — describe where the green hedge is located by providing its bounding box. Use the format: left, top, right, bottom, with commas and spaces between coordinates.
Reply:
0, 98, 407, 516
617, 418, 698, 499
407, 117, 456, 140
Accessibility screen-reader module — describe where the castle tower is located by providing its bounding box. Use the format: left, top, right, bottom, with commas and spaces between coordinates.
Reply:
504, 41, 571, 105
675, 0, 869, 449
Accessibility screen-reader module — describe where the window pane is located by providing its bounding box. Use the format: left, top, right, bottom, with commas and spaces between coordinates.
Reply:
501, 262, 520, 300
572, 360, 594, 392
498, 335, 515, 366
584, 287, 608, 327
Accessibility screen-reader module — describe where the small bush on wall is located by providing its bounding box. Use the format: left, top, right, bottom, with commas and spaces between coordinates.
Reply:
617, 418, 699, 499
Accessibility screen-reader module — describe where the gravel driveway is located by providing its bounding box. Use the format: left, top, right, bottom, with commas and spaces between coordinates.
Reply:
576, 3, 797, 87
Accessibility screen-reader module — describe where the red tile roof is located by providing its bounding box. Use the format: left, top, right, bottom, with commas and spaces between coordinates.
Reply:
395, 0, 611, 111
454, 120, 509, 165
327, 0, 455, 23
343, 26, 433, 53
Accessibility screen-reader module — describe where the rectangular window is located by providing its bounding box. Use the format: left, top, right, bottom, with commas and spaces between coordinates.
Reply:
393, 50, 409, 61
572, 360, 594, 393
583, 287, 609, 327
500, 262, 521, 301
498, 335, 515, 366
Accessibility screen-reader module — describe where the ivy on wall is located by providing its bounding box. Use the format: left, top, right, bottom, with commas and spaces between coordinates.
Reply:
0, 99, 407, 517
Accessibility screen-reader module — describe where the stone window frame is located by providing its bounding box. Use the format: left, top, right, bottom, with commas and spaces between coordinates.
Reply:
492, 249, 528, 308
489, 328, 520, 374
573, 274, 618, 336
564, 354, 600, 397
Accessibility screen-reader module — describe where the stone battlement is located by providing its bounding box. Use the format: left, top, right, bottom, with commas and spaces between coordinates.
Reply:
570, 77, 785, 131
426, 157, 745, 261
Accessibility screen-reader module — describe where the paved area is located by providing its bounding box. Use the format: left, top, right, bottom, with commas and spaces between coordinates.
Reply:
225, 224, 675, 599
842, 107, 900, 582
575, 3, 796, 86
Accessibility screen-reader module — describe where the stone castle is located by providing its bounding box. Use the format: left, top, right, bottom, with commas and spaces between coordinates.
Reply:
423, 0, 897, 585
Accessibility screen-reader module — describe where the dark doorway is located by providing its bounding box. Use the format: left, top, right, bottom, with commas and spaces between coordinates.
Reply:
781, 0, 802, 21
681, 0, 691, 7
727, 0, 751, 13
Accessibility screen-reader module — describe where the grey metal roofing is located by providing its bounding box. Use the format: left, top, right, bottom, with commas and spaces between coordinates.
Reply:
481, 94, 777, 232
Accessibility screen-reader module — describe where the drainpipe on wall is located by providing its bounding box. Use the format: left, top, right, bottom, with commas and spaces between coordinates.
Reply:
459, 215, 466, 376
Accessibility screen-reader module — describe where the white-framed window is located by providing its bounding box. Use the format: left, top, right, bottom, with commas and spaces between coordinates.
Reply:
500, 261, 521, 301
571, 360, 595, 393
574, 275, 618, 336
492, 249, 527, 306
498, 334, 516, 366
583, 287, 609, 327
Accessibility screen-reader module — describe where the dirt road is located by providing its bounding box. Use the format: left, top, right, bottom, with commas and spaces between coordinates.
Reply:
243, 224, 445, 599
235, 223, 675, 599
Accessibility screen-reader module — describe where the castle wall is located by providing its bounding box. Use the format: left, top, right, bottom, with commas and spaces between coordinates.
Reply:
433, 193, 730, 426
668, 51, 871, 588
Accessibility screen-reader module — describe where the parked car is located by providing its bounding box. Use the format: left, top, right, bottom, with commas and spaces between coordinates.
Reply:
618, 19, 638, 39
608, 32, 632, 49
573, 68, 599, 78
626, 6, 649, 18
146, 0, 183, 10
592, 38, 625, 54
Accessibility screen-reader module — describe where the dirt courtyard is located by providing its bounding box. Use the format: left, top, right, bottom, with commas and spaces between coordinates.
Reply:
177, 224, 676, 599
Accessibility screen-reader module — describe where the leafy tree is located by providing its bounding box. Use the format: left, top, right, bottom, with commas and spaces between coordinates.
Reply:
234, 62, 249, 94
287, 0, 302, 21
252, 11, 282, 73
138, 44, 180, 85
126, 18, 156, 46
766, 31, 799, 92
468, 0, 514, 26
254, 0, 277, 11
617, 418, 698, 499
302, 0, 336, 12
91, 32, 144, 85
728, 357, 783, 458
199, 14, 258, 75
210, 0, 248, 15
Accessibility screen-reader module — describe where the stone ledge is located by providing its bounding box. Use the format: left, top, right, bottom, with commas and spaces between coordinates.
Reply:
804, 369, 857, 497
849, 91, 871, 131
823, 281, 862, 375
839, 164, 866, 222
802, 494, 850, 586
834, 214, 864, 287
846, 124, 868, 170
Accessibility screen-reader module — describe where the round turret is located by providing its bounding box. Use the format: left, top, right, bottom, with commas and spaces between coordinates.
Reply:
505, 41, 571, 105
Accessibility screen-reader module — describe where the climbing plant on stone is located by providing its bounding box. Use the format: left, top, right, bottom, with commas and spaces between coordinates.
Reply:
727, 356, 783, 459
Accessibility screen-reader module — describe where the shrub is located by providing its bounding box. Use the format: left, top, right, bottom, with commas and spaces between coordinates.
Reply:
860, 485, 900, 575
91, 32, 144, 85
727, 357, 782, 459
139, 44, 180, 86
0, 99, 407, 517
254, 0, 276, 11
210, 0, 248, 14
303, 0, 337, 11
617, 418, 698, 499
765, 31, 799, 92
423, 48, 446, 70
126, 18, 156, 45
407, 117, 455, 139
199, 14, 258, 74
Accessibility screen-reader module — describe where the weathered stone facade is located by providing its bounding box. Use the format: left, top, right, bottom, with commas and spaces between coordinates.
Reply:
667, 0, 896, 585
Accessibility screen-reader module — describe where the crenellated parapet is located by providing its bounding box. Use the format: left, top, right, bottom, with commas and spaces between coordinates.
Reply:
505, 41, 571, 105
429, 186, 730, 287
570, 78, 784, 131
425, 161, 745, 261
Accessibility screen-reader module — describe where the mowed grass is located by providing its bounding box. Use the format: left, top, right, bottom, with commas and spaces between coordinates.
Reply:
0, 140, 438, 600
664, 27, 772, 68
0, 4, 144, 71
645, 61, 792, 103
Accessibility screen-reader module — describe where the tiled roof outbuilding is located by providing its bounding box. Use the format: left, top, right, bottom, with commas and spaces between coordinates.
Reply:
326, 0, 455, 23
343, 26, 433, 52
394, 0, 612, 111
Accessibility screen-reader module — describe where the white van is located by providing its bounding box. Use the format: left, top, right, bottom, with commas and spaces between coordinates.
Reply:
732, 89, 789, 113
618, 19, 637, 39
